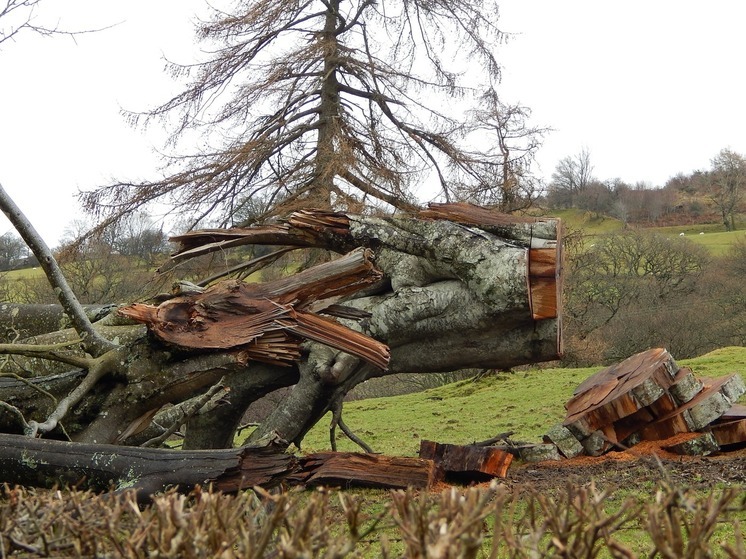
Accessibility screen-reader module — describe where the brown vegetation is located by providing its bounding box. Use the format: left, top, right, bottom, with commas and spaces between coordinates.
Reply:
2, 479, 746, 558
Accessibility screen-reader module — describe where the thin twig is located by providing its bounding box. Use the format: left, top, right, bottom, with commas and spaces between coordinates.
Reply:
0, 401, 30, 432
0, 182, 116, 357
141, 382, 230, 447
0, 371, 60, 405
472, 431, 516, 447
0, 340, 90, 368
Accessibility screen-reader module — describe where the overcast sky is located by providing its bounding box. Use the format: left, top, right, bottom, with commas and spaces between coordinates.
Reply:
1, 0, 745, 244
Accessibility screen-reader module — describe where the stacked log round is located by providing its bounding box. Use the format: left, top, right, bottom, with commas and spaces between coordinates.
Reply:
557, 348, 746, 457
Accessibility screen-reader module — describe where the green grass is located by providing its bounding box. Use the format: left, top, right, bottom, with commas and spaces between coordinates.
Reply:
3, 266, 44, 280
537, 208, 625, 236
680, 345, 746, 377
302, 346, 746, 456
539, 208, 746, 255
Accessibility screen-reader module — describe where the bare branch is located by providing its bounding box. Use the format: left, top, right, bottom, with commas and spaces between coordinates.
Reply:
0, 183, 117, 356
0, 0, 114, 48
25, 346, 125, 437
0, 340, 89, 368
141, 382, 229, 448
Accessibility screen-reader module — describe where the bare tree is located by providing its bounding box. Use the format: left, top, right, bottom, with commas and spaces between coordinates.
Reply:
563, 230, 710, 364
548, 148, 594, 209
0, 231, 25, 270
112, 212, 170, 264
0, 0, 97, 48
456, 89, 549, 210
81, 0, 505, 229
707, 148, 746, 231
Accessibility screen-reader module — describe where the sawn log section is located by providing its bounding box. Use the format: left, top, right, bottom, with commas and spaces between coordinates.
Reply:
419, 440, 513, 479
561, 348, 746, 456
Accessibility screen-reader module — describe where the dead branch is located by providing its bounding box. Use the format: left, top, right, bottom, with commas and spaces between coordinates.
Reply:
0, 340, 89, 369
141, 382, 229, 448
26, 347, 127, 437
0, 182, 116, 357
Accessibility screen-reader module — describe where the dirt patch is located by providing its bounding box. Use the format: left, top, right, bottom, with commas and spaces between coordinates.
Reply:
504, 445, 746, 493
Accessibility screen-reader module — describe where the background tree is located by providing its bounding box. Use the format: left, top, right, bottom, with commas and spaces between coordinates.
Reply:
0, 231, 25, 270
563, 230, 710, 364
456, 90, 549, 210
112, 212, 170, 266
82, 0, 508, 229
707, 148, 746, 231
547, 148, 594, 208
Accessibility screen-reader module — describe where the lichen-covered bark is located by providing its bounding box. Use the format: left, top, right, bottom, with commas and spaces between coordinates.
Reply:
182, 364, 298, 449
0, 206, 561, 454
0, 303, 115, 344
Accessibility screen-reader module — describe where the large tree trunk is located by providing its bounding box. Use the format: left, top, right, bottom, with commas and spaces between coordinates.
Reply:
0, 204, 562, 457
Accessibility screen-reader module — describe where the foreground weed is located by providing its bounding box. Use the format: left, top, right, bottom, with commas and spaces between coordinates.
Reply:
3, 482, 746, 558
645, 483, 742, 559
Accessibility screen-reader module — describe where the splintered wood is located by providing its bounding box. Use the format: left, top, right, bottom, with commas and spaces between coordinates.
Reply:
168, 203, 563, 328
290, 452, 442, 489
119, 249, 389, 370
552, 348, 746, 458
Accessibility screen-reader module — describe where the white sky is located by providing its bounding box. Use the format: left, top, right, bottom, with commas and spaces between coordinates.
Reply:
1, 0, 745, 244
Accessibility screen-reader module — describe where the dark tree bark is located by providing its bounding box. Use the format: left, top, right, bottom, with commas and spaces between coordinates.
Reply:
0, 433, 292, 500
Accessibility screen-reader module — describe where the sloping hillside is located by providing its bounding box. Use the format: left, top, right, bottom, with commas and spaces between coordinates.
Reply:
301, 347, 746, 455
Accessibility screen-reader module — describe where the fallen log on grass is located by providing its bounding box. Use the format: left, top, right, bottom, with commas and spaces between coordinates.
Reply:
0, 434, 446, 495
0, 434, 293, 500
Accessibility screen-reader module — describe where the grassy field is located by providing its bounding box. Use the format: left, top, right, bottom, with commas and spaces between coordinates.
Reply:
538, 208, 746, 256
301, 346, 746, 455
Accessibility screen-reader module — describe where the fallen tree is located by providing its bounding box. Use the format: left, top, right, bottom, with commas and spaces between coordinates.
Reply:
0, 190, 562, 490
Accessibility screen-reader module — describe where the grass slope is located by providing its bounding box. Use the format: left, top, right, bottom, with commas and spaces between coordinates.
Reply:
540, 208, 746, 256
302, 346, 746, 456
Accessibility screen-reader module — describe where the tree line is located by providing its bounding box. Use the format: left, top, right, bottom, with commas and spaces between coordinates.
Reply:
562, 228, 746, 366
547, 147, 746, 230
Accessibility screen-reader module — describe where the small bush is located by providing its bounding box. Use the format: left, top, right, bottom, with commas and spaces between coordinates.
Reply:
1, 482, 745, 558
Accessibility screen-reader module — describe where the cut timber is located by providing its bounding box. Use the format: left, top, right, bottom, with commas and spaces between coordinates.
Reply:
543, 424, 584, 458
638, 374, 746, 441
669, 367, 703, 405
290, 452, 441, 489
662, 433, 719, 456
707, 404, 746, 447
564, 348, 680, 440
559, 349, 746, 457
418, 440, 513, 479
418, 202, 562, 322
518, 444, 562, 462
0, 434, 292, 500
